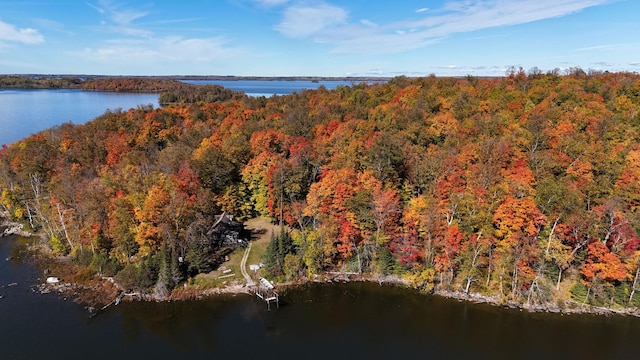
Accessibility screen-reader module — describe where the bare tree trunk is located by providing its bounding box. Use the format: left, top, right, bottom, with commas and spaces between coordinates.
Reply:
425, 235, 434, 267
629, 263, 640, 306
556, 266, 563, 290
545, 216, 560, 256
465, 277, 473, 294
528, 260, 546, 305
511, 262, 519, 299
464, 233, 483, 295
583, 285, 591, 306
29, 173, 54, 237
279, 166, 284, 228
485, 246, 493, 287
25, 202, 34, 230
55, 203, 73, 249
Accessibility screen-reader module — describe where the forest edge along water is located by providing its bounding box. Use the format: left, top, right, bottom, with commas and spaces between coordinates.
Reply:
2, 234, 640, 360
0, 76, 373, 146
2, 76, 640, 317
2, 214, 640, 318
2, 74, 640, 359
1, 76, 640, 318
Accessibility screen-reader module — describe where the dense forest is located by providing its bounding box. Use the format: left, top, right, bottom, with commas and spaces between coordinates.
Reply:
0, 75, 380, 92
1, 69, 640, 309
0, 75, 185, 91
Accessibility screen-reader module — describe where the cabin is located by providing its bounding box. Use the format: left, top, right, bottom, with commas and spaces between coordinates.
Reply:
206, 212, 246, 248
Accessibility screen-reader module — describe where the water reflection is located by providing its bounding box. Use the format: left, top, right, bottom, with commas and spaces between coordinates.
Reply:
2, 235, 640, 360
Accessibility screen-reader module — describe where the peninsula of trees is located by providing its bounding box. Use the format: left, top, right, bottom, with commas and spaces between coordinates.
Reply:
1, 69, 640, 310
0, 74, 385, 92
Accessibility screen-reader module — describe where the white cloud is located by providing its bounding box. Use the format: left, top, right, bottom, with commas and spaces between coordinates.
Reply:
253, 0, 290, 6
0, 20, 44, 45
32, 18, 73, 35
328, 30, 441, 55
276, 0, 612, 55
274, 3, 347, 38
86, 2, 106, 14
77, 36, 246, 64
106, 25, 152, 37
398, 0, 612, 40
88, 0, 152, 37
592, 61, 614, 67
575, 43, 627, 51
360, 19, 378, 27
100, 0, 148, 25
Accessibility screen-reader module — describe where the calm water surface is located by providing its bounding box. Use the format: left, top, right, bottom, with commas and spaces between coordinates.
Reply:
182, 79, 378, 97
0, 81, 369, 146
0, 89, 158, 146
1, 236, 639, 360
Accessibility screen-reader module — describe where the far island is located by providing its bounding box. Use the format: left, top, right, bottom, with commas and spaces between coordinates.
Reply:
0, 74, 388, 92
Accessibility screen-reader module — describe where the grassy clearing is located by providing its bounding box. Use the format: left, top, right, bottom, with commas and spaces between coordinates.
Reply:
244, 217, 283, 277
192, 217, 280, 287
192, 249, 244, 288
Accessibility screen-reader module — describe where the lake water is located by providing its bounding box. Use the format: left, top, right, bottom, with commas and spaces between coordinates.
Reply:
181, 79, 377, 97
0, 81, 370, 146
0, 89, 159, 146
1, 235, 640, 360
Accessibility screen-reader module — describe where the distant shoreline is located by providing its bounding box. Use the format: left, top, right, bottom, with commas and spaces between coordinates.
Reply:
0, 74, 388, 93
1, 74, 391, 82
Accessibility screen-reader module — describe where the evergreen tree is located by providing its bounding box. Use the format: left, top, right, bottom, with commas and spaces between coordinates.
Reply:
264, 230, 281, 276
264, 227, 296, 277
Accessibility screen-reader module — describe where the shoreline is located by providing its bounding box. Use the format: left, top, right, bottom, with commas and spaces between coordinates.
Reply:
1, 219, 35, 238
431, 288, 640, 318
2, 221, 639, 318
266, 273, 640, 318
22, 249, 640, 318
29, 265, 640, 319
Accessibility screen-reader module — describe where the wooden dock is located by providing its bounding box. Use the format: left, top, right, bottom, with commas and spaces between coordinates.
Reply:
240, 242, 278, 309
252, 278, 279, 309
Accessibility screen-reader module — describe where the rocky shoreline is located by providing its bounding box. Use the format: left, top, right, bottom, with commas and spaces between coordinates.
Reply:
2, 217, 639, 318
21, 263, 640, 320
276, 273, 640, 318
432, 289, 640, 318
19, 251, 640, 318
0, 220, 34, 238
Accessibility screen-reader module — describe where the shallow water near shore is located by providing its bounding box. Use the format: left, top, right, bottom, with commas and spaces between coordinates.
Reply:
2, 236, 640, 360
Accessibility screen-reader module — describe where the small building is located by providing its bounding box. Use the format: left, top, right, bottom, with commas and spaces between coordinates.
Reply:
249, 264, 261, 271
207, 212, 246, 248
260, 277, 275, 290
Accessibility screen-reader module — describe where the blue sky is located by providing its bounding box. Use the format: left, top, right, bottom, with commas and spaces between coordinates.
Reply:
0, 0, 638, 76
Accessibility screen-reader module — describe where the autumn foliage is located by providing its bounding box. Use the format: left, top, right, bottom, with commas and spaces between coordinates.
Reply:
2, 69, 640, 307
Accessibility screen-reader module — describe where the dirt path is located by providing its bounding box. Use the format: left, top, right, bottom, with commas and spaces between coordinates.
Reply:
240, 242, 255, 286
